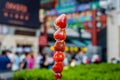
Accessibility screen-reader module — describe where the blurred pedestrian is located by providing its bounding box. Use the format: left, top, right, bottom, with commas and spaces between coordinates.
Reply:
26, 52, 34, 69
63, 52, 69, 66
0, 50, 11, 72
35, 53, 42, 68
19, 52, 26, 63
20, 53, 27, 70
75, 49, 84, 65
7, 50, 20, 71
48, 56, 54, 69
82, 54, 90, 64
70, 54, 76, 67
39, 52, 49, 68
91, 54, 101, 64
111, 57, 119, 64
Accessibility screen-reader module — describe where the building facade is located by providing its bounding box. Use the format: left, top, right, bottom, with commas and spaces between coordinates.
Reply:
0, 24, 40, 54
107, 10, 120, 62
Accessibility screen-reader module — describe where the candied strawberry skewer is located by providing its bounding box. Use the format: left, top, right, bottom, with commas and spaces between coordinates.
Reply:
52, 14, 67, 80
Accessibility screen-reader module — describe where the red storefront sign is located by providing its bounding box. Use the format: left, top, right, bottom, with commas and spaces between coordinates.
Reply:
39, 35, 48, 46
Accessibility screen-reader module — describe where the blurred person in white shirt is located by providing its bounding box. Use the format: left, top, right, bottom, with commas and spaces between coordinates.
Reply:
35, 53, 43, 68
82, 55, 90, 64
91, 54, 101, 64
75, 49, 84, 65
7, 50, 20, 71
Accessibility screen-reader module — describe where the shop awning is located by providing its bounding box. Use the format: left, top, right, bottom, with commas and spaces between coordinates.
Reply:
48, 40, 86, 47
66, 43, 76, 47
48, 42, 76, 47
70, 39, 86, 47
83, 40, 91, 45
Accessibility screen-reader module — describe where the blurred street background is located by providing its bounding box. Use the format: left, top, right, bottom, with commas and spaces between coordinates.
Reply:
0, 0, 120, 80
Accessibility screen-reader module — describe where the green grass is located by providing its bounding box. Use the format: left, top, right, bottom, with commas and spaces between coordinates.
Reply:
13, 63, 120, 80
